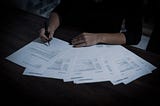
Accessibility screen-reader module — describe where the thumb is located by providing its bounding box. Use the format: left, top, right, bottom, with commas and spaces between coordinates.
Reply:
49, 31, 54, 39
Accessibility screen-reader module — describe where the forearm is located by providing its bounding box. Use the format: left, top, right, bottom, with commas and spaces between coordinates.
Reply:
97, 33, 126, 45
48, 12, 60, 33
72, 32, 126, 47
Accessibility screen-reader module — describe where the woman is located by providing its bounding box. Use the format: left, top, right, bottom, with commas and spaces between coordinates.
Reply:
40, 0, 142, 47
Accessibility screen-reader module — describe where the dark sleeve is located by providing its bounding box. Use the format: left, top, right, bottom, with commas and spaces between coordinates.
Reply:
123, 1, 142, 45
52, 0, 68, 14
51, 0, 72, 25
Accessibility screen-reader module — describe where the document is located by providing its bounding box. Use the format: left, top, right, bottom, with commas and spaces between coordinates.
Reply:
67, 46, 114, 83
6, 37, 157, 85
99, 45, 155, 84
6, 38, 72, 72
68, 45, 156, 84
23, 49, 76, 81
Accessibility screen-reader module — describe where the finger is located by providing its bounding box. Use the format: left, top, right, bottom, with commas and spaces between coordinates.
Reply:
74, 34, 84, 40
49, 32, 54, 39
72, 36, 85, 45
72, 33, 84, 40
73, 42, 87, 47
40, 28, 49, 40
40, 36, 48, 42
71, 39, 85, 45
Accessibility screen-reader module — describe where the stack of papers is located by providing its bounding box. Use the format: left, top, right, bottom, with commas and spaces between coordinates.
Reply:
6, 38, 157, 85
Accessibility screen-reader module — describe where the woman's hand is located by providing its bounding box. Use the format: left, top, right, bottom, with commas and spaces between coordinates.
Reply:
71, 32, 100, 47
39, 28, 54, 42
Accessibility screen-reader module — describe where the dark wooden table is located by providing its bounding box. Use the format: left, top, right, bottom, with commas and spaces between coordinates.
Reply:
0, 8, 160, 105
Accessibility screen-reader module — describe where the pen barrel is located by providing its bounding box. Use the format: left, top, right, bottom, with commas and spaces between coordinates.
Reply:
45, 30, 50, 38
44, 21, 50, 38
44, 21, 52, 44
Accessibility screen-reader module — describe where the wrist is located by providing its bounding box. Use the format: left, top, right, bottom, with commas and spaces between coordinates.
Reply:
96, 33, 106, 43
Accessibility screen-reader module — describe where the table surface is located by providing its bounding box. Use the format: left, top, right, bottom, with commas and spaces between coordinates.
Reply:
0, 8, 160, 105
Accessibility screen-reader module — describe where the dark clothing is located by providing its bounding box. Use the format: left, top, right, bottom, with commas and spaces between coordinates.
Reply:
53, 0, 142, 45
147, 18, 160, 54
146, 0, 160, 54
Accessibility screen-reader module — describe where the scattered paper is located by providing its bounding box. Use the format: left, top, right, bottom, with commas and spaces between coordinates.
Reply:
6, 37, 157, 85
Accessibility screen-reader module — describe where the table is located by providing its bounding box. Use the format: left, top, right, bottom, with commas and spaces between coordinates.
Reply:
0, 8, 160, 105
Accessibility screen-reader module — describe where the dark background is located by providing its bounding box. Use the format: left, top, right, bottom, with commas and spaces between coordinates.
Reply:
1, 0, 159, 54
0, 0, 160, 105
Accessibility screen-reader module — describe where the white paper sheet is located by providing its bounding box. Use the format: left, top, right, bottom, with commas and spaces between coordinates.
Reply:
72, 45, 156, 84
6, 37, 157, 85
6, 38, 72, 72
23, 49, 76, 81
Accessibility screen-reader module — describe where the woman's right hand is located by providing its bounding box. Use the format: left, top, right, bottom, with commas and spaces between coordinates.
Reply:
39, 28, 54, 42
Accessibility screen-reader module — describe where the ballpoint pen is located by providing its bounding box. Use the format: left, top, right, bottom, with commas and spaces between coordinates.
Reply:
45, 21, 51, 46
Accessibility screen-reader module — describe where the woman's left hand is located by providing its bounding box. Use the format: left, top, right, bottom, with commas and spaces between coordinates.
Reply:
71, 32, 100, 47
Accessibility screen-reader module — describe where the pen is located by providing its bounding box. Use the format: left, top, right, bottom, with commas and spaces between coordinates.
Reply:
45, 21, 51, 46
